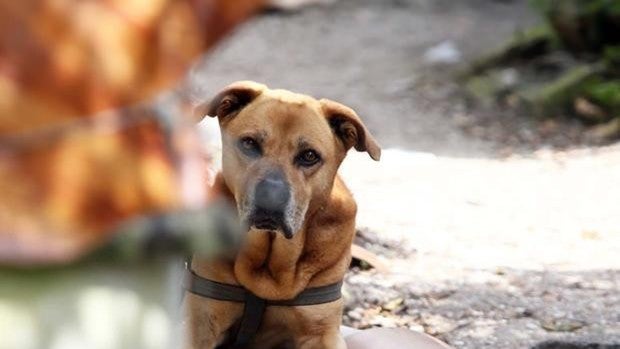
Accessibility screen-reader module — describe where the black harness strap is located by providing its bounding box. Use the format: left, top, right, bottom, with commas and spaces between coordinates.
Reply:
184, 270, 246, 302
183, 269, 344, 347
267, 281, 345, 306
235, 292, 266, 347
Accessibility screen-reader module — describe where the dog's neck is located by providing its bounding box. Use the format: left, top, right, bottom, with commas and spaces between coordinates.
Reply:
233, 225, 314, 300
192, 174, 354, 301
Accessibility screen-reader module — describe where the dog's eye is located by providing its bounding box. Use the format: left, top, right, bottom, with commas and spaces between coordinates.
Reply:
296, 149, 321, 167
238, 137, 261, 157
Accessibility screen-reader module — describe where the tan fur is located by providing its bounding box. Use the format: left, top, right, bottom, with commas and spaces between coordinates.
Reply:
186, 81, 380, 349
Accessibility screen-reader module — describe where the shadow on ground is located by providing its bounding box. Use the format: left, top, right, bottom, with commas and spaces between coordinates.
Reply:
534, 342, 620, 349
344, 268, 620, 349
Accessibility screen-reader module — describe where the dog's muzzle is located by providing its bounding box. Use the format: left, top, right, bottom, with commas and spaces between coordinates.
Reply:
247, 171, 294, 238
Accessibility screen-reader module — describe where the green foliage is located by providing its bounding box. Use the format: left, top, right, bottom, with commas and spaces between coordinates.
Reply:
531, 0, 620, 15
529, 0, 553, 14
582, 79, 620, 114
610, 2, 620, 15
604, 46, 620, 71
465, 0, 620, 130
523, 64, 602, 117
530, 0, 620, 53
466, 25, 553, 76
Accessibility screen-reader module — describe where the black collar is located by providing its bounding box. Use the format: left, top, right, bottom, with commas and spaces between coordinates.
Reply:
184, 269, 343, 348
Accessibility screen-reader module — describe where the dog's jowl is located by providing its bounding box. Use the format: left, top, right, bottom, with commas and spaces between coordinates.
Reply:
186, 81, 380, 349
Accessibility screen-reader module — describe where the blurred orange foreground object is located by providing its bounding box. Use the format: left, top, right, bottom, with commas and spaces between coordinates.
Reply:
0, 0, 265, 265
0, 0, 265, 133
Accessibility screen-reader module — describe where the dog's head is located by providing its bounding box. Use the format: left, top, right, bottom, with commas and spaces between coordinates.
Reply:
197, 81, 380, 239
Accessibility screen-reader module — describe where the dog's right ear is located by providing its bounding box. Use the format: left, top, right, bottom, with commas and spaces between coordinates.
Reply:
194, 81, 266, 120
321, 99, 381, 161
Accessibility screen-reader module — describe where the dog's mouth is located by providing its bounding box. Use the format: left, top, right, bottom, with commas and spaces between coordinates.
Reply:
246, 209, 293, 239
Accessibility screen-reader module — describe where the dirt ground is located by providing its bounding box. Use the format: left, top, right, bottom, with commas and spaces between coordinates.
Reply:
189, 0, 620, 348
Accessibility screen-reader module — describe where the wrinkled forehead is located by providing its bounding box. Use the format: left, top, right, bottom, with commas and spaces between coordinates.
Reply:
226, 92, 336, 154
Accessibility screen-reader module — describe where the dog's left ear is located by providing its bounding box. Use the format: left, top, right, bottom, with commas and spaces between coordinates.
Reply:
320, 99, 381, 161
193, 81, 266, 121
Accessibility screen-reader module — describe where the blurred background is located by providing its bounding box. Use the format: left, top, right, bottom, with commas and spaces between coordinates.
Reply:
1, 0, 619, 348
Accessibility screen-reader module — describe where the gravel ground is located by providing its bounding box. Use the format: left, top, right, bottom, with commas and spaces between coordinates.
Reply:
189, 1, 620, 348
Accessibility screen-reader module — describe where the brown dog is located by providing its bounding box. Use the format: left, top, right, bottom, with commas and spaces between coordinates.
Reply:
186, 81, 381, 349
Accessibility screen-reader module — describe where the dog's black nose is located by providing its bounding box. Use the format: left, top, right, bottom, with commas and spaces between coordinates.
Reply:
254, 172, 290, 212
